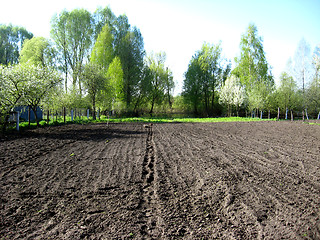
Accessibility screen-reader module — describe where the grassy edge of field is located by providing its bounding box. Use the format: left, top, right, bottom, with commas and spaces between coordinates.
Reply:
106, 116, 277, 123
16, 116, 275, 128
6, 116, 320, 133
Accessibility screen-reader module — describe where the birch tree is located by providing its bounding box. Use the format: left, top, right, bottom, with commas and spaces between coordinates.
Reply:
292, 38, 315, 116
232, 23, 274, 113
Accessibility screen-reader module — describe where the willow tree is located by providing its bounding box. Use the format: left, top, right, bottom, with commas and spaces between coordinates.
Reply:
51, 9, 93, 94
20, 37, 56, 68
114, 15, 145, 109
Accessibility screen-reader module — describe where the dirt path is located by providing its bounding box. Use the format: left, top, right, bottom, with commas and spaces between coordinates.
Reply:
0, 121, 319, 239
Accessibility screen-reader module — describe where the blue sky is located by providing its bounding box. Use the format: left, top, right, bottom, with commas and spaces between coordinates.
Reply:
1, 0, 319, 94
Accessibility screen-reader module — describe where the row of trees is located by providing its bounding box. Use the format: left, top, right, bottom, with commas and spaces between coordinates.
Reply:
49, 7, 174, 115
0, 6, 175, 127
182, 23, 320, 118
0, 9, 319, 124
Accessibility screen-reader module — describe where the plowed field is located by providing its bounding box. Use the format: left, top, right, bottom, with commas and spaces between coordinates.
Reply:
1, 121, 320, 239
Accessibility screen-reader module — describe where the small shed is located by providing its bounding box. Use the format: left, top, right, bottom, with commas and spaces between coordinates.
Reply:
13, 106, 43, 122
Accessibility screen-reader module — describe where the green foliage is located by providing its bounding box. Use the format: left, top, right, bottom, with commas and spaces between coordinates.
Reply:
0, 65, 24, 125
247, 81, 268, 111
106, 56, 124, 103
0, 64, 61, 127
146, 52, 174, 115
19, 64, 62, 125
93, 7, 116, 40
20, 37, 56, 67
50, 6, 145, 114
0, 24, 33, 65
172, 95, 189, 113
91, 24, 114, 68
105, 116, 275, 123
51, 9, 94, 93
233, 23, 273, 88
90, 23, 124, 112
81, 63, 107, 119
232, 23, 274, 113
116, 25, 145, 108
306, 75, 320, 115
274, 72, 299, 112
183, 42, 231, 116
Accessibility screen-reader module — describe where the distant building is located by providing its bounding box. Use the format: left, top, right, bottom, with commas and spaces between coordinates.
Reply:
13, 106, 43, 122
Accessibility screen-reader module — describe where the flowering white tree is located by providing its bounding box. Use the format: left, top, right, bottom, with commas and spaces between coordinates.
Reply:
0, 64, 61, 128
219, 75, 246, 116
17, 64, 62, 125
0, 65, 23, 128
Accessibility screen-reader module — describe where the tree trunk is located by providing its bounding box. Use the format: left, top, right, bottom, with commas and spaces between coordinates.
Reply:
305, 109, 309, 120
92, 97, 96, 120
133, 94, 142, 115
28, 106, 31, 127
149, 96, 156, 117
167, 90, 172, 109
31, 106, 39, 127
211, 89, 215, 116
204, 91, 209, 117
65, 70, 68, 93
64, 107, 66, 123
2, 114, 9, 133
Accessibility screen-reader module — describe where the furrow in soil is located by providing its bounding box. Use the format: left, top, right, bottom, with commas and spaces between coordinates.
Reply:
138, 125, 162, 239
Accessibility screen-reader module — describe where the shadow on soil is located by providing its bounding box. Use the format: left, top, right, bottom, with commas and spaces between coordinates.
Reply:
1, 123, 146, 142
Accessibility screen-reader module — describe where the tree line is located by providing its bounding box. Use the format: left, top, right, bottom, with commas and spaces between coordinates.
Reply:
0, 6, 175, 127
0, 7, 319, 127
182, 24, 320, 118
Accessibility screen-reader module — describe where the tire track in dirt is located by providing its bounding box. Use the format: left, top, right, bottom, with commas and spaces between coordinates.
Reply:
138, 124, 164, 239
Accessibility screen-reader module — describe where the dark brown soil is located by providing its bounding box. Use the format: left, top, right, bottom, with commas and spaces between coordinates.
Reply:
0, 121, 319, 239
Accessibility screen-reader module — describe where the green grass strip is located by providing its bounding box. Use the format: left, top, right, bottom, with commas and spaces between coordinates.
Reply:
9, 116, 276, 132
